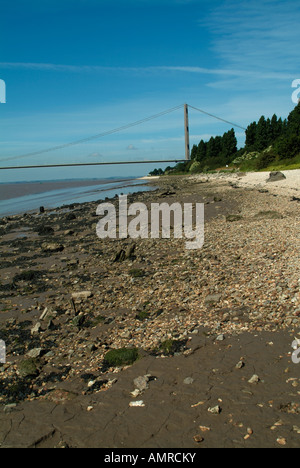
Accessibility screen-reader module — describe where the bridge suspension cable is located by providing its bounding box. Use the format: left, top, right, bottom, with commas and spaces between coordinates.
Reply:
187, 104, 247, 131
0, 103, 247, 170
0, 104, 184, 164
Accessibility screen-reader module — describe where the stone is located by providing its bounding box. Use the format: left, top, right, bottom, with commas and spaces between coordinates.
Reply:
26, 348, 43, 359
193, 435, 204, 443
129, 400, 145, 407
204, 294, 222, 305
208, 405, 221, 414
183, 377, 194, 385
236, 360, 245, 369
216, 334, 225, 341
31, 322, 42, 335
248, 374, 260, 384
42, 243, 64, 253
133, 375, 151, 391
267, 171, 286, 183
72, 291, 93, 300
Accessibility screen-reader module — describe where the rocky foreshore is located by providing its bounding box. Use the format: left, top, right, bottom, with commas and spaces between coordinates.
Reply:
0, 172, 299, 448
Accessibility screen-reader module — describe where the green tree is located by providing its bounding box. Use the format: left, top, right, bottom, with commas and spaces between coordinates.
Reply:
196, 140, 207, 162
191, 144, 198, 160
245, 122, 257, 149
255, 116, 268, 151
286, 102, 300, 135
221, 128, 237, 163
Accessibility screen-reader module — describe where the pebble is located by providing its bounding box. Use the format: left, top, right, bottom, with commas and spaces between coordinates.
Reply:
276, 437, 287, 446
72, 291, 93, 300
248, 374, 260, 384
26, 348, 43, 359
183, 377, 194, 385
129, 400, 145, 407
236, 360, 245, 369
31, 322, 42, 335
193, 435, 204, 443
216, 334, 225, 341
208, 405, 221, 414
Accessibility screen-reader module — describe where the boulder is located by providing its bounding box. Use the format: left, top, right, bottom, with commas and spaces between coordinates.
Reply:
267, 171, 286, 182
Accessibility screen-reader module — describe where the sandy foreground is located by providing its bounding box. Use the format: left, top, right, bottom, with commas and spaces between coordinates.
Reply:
191, 168, 300, 197
0, 170, 299, 448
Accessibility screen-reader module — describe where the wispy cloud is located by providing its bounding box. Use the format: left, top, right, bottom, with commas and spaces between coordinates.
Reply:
0, 61, 295, 82
204, 0, 300, 88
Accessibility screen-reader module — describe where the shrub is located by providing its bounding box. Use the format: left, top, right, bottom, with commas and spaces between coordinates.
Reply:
256, 150, 278, 170
189, 161, 202, 174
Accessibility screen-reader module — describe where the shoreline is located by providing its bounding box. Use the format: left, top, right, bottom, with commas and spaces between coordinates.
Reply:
0, 173, 300, 448
0, 177, 154, 218
0, 177, 142, 202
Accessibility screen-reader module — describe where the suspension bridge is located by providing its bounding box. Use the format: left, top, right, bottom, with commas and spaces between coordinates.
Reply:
0, 103, 246, 171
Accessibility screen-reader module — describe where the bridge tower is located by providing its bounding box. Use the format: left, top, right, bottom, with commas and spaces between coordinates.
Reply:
184, 103, 190, 160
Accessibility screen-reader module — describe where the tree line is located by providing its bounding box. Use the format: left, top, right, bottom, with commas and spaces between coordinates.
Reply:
149, 102, 300, 175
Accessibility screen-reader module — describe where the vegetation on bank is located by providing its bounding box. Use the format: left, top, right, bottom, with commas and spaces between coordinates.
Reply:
149, 103, 300, 176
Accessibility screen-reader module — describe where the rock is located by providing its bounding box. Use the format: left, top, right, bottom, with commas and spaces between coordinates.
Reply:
26, 348, 43, 359
114, 243, 136, 262
208, 405, 221, 414
66, 212, 76, 220
3, 403, 17, 413
39, 307, 49, 321
199, 426, 211, 432
216, 334, 225, 341
129, 400, 145, 407
37, 225, 54, 236
276, 437, 287, 446
113, 249, 126, 262
125, 243, 136, 259
72, 291, 93, 300
193, 435, 204, 443
235, 360, 245, 369
183, 377, 194, 385
248, 374, 260, 384
133, 375, 151, 392
72, 314, 85, 328
267, 171, 286, 182
31, 322, 42, 335
42, 243, 64, 253
205, 294, 222, 305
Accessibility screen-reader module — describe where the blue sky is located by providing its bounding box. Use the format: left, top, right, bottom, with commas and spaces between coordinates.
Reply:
0, 0, 299, 182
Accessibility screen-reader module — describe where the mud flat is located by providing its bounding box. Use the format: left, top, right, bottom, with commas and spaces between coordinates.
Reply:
0, 173, 299, 448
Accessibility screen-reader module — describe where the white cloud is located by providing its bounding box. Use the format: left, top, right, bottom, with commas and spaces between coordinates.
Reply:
0, 62, 294, 82
205, 0, 300, 79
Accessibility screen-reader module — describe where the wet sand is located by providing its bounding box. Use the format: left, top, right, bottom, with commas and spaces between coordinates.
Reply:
0, 178, 134, 201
